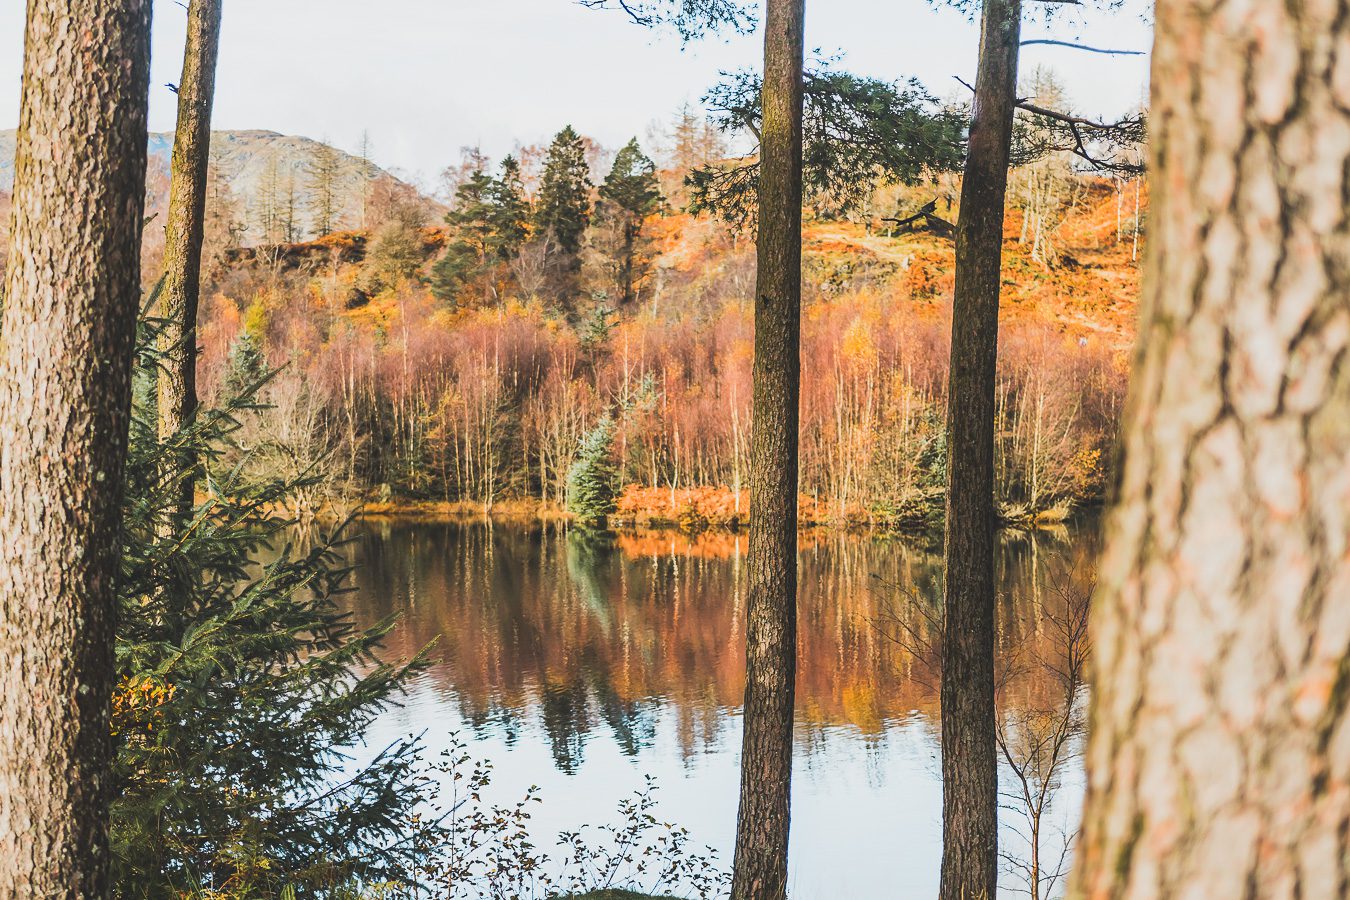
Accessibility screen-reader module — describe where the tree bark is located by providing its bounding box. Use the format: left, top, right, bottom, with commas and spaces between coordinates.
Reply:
730, 1, 805, 898
159, 0, 223, 519
940, 0, 1020, 897
0, 1, 152, 896
1073, 0, 1350, 896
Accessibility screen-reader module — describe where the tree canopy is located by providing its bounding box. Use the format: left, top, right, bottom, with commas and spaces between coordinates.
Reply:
579, 0, 756, 40
689, 62, 967, 227
535, 125, 594, 257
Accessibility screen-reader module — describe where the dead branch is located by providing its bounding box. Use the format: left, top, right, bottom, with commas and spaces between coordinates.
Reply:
882, 199, 956, 238
1021, 39, 1144, 56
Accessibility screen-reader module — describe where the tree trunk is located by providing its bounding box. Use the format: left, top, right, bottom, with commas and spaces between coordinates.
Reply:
620, 220, 637, 305
940, 0, 1020, 896
159, 0, 223, 519
730, 1, 805, 898
1073, 0, 1350, 895
0, 1, 152, 895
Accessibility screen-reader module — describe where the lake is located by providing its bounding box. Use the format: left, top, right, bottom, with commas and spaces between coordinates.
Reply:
340, 520, 1099, 899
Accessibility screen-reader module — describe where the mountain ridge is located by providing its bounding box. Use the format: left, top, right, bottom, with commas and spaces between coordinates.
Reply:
0, 129, 424, 244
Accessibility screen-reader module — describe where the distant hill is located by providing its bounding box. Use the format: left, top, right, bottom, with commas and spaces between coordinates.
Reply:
0, 129, 427, 245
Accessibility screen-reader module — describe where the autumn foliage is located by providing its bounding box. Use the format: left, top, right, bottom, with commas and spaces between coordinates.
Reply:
194, 170, 1143, 528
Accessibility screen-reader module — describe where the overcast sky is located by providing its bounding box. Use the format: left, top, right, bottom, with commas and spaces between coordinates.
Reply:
0, 0, 1153, 185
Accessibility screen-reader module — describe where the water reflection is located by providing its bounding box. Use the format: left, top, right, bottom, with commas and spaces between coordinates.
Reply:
342, 521, 1098, 898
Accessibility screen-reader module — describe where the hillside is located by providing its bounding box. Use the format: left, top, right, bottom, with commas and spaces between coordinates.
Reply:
802, 183, 1144, 351
226, 177, 1142, 349
193, 169, 1144, 524
1, 129, 420, 245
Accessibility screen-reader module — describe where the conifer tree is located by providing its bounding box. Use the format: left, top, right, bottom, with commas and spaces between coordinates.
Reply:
581, 0, 755, 40
430, 170, 497, 306
282, 168, 303, 243
430, 155, 533, 307
596, 138, 664, 305
666, 103, 728, 172
487, 154, 531, 257
223, 330, 267, 398
566, 416, 619, 527
114, 320, 432, 895
535, 125, 594, 259
306, 140, 344, 237
690, 64, 965, 228
256, 157, 284, 243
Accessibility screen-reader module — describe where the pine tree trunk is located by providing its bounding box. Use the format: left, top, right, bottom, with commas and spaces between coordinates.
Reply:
621, 221, 637, 305
730, 1, 805, 898
159, 0, 222, 519
0, 1, 152, 895
1073, 0, 1350, 895
940, 0, 1020, 896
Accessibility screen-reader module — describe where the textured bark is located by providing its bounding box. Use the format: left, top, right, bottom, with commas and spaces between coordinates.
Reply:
0, 2, 152, 896
159, 0, 223, 518
940, 0, 1021, 896
1073, 0, 1350, 896
729, 1, 805, 898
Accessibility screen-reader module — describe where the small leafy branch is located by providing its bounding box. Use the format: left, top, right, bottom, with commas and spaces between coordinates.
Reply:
411, 734, 730, 900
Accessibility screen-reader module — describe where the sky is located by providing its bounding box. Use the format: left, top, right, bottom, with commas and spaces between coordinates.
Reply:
0, 0, 1153, 187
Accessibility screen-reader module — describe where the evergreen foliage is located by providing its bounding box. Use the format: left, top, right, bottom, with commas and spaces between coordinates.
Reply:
535, 126, 594, 257
579, 302, 618, 359
566, 416, 619, 526
595, 139, 664, 305
111, 318, 433, 897
690, 62, 967, 227
430, 169, 497, 305
430, 156, 533, 307
599, 140, 663, 219
580, 0, 756, 40
222, 329, 266, 399
488, 155, 532, 255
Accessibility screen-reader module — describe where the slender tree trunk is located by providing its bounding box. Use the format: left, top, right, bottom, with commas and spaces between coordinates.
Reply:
730, 1, 805, 898
159, 0, 223, 519
940, 0, 1020, 896
621, 223, 637, 305
1073, 0, 1350, 895
0, 1, 152, 895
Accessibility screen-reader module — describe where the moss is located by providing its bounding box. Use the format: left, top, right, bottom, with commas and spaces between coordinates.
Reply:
1115, 812, 1145, 881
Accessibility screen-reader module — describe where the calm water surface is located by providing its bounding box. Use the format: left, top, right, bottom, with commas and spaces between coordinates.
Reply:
341, 521, 1098, 899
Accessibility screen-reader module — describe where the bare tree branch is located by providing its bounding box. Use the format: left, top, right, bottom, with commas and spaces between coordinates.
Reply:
954, 76, 1146, 174
1020, 38, 1144, 55
882, 198, 957, 238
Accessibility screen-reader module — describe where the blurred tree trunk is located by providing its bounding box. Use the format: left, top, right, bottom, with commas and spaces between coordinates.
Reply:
940, 0, 1021, 896
1073, 0, 1350, 895
0, 1, 152, 895
730, 1, 805, 898
159, 0, 223, 519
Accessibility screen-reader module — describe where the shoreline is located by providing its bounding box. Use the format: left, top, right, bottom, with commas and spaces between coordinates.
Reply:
345, 495, 1104, 536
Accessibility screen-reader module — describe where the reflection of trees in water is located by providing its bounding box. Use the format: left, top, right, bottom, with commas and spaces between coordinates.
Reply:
875, 526, 1099, 900
995, 564, 1093, 900
341, 520, 1099, 775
